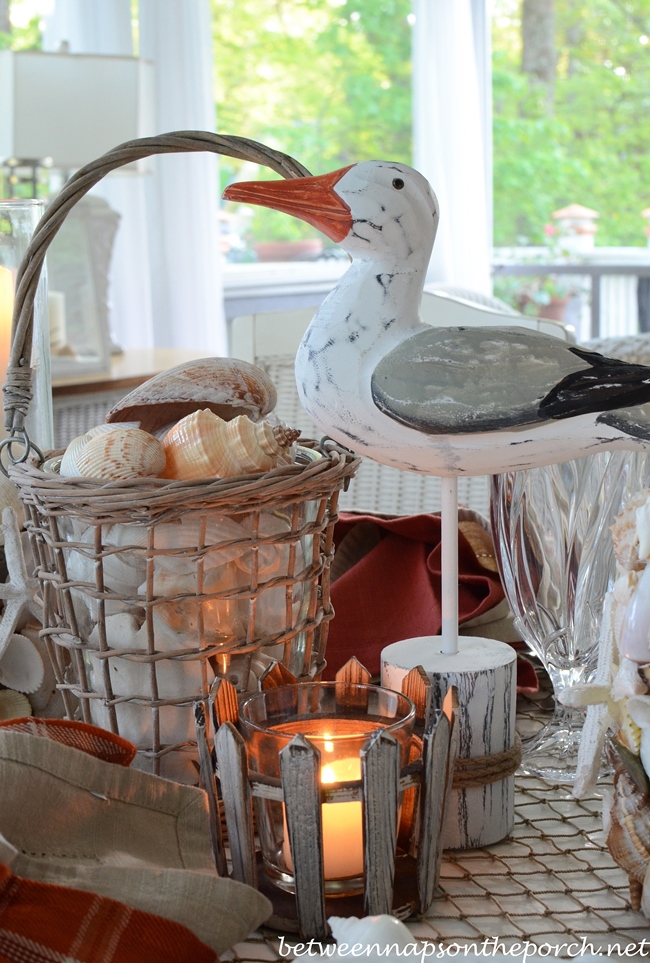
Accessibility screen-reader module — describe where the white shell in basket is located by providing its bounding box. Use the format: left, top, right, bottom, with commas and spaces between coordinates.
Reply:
60, 433, 90, 476
60, 423, 144, 477
161, 409, 299, 481
105, 356, 278, 434
0, 688, 32, 720
0, 634, 44, 694
73, 427, 166, 481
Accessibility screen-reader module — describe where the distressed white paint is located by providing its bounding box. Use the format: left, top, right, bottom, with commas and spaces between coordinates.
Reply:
381, 635, 516, 849
289, 163, 650, 477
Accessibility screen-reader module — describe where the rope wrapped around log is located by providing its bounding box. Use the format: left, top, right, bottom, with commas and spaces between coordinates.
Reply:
452, 732, 522, 789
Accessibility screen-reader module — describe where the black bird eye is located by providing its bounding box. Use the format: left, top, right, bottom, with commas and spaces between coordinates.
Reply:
392, 177, 404, 190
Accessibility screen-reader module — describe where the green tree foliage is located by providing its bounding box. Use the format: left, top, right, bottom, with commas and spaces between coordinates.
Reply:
213, 0, 411, 172
0, 10, 41, 50
493, 0, 650, 246
213, 0, 412, 242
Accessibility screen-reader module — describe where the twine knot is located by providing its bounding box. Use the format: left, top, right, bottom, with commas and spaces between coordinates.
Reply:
3, 364, 33, 432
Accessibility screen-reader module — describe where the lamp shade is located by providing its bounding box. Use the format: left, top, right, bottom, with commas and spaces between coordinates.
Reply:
0, 50, 154, 170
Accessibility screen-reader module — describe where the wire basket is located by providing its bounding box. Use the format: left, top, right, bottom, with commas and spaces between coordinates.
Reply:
3, 131, 359, 782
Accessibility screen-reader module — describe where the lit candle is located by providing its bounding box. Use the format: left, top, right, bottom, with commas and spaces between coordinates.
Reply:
283, 735, 364, 881
0, 265, 14, 385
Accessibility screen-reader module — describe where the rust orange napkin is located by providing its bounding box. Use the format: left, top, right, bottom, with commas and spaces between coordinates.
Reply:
0, 863, 218, 963
325, 512, 536, 693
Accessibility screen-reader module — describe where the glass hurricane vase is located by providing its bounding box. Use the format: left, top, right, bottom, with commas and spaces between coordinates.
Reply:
491, 451, 650, 783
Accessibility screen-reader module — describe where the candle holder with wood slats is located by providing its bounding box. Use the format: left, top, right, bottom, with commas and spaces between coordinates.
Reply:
194, 656, 458, 940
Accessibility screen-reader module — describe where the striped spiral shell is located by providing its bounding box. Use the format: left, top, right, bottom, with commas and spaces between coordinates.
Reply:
606, 769, 650, 909
161, 409, 300, 481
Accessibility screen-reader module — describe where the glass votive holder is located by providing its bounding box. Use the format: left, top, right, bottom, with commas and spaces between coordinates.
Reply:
239, 681, 415, 897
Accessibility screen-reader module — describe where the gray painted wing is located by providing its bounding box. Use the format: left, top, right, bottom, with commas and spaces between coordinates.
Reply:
370, 325, 591, 434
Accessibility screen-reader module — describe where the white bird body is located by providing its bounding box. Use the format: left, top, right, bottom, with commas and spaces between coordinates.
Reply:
224, 161, 650, 477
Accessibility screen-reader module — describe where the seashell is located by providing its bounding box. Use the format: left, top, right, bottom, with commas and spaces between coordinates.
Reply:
86, 616, 206, 701
19, 620, 57, 713
0, 688, 32, 720
0, 475, 25, 538
611, 657, 648, 701
74, 427, 166, 481
0, 634, 45, 694
106, 357, 278, 433
85, 421, 139, 438
618, 706, 643, 756
161, 409, 299, 481
60, 432, 92, 477
60, 424, 144, 477
638, 499, 650, 561
618, 565, 650, 663
607, 769, 650, 909
627, 695, 650, 776
611, 489, 650, 572
325, 916, 417, 962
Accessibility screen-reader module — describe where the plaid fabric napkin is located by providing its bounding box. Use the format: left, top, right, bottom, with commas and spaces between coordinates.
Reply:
0, 863, 218, 963
0, 718, 271, 960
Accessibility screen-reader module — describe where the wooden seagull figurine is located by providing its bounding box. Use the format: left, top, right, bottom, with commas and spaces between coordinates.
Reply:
224, 162, 650, 476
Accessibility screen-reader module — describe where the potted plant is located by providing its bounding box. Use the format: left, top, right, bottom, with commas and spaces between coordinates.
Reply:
514, 274, 577, 322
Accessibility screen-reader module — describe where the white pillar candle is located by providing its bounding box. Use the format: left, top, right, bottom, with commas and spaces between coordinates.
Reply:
48, 291, 67, 351
283, 743, 364, 881
0, 266, 14, 388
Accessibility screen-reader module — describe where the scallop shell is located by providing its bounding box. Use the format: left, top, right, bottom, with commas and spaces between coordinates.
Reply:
74, 427, 166, 481
60, 432, 92, 477
607, 769, 650, 908
0, 688, 32, 720
106, 357, 278, 433
161, 409, 299, 481
0, 475, 24, 540
0, 634, 45, 694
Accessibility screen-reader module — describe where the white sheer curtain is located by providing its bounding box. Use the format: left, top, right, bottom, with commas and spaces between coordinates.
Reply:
43, 0, 225, 354
412, 0, 492, 293
42, 0, 153, 352
139, 0, 225, 353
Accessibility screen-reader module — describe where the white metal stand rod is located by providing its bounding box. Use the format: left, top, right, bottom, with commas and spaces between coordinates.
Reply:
441, 476, 458, 656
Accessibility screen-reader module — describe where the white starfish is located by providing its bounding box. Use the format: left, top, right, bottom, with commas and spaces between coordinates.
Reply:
0, 507, 43, 660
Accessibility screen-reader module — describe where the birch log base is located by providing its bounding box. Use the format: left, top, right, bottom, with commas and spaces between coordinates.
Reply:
381, 636, 517, 849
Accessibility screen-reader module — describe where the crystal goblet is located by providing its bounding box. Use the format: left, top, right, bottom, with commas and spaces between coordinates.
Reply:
491, 451, 650, 783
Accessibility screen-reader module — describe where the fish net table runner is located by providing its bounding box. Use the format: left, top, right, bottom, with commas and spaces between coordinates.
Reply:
224, 679, 649, 961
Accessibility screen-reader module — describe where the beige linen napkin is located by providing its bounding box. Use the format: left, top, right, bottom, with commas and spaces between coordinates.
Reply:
0, 730, 271, 954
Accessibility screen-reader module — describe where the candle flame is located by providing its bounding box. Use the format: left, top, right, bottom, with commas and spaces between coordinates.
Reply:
321, 764, 336, 784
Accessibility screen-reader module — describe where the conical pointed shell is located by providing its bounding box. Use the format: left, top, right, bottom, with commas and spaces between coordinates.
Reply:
0, 688, 32, 720
607, 770, 650, 885
74, 427, 166, 481
0, 634, 44, 694
106, 357, 277, 433
161, 410, 298, 481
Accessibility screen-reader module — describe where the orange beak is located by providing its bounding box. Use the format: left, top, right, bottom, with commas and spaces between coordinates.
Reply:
222, 165, 354, 243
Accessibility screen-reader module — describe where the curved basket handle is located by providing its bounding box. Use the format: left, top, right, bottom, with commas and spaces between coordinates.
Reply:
3, 130, 311, 465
